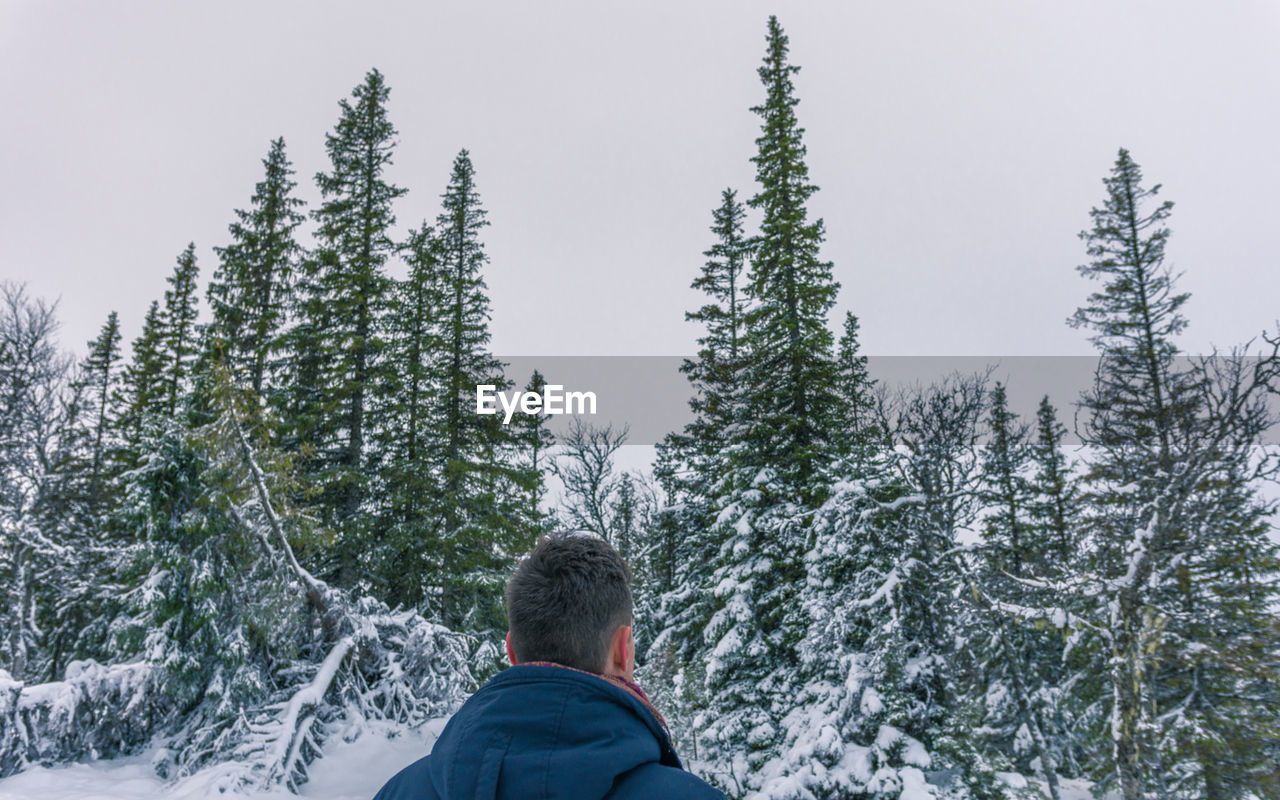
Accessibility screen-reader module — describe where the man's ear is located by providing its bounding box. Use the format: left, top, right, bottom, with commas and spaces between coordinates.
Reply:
505, 631, 518, 666
606, 624, 633, 679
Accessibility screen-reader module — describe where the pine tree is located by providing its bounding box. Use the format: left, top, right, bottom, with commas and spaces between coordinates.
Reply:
121, 300, 168, 450
1067, 149, 1280, 800
432, 149, 503, 628
686, 187, 749, 462
691, 19, 846, 793
425, 149, 537, 632
664, 188, 749, 503
833, 311, 879, 468
432, 150, 503, 501
208, 137, 304, 400
1028, 396, 1077, 571
741, 374, 1001, 800
646, 187, 750, 692
644, 188, 757, 775
111, 414, 236, 712
736, 15, 841, 505
81, 311, 122, 509
1025, 395, 1088, 776
1069, 149, 1194, 800
160, 244, 200, 417
297, 68, 406, 588
276, 250, 332, 457
795, 460, 991, 800
508, 369, 556, 525
374, 221, 445, 609
979, 383, 1032, 577
970, 383, 1072, 798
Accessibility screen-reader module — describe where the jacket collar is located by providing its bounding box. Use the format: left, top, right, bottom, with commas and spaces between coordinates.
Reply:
520, 661, 669, 732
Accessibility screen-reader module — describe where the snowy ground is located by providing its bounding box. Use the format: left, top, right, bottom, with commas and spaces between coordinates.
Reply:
0, 719, 448, 800
1, 735, 1098, 800
999, 773, 1102, 800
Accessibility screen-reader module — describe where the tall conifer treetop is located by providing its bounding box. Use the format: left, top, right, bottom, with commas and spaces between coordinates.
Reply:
738, 15, 841, 503
1070, 148, 1193, 461
299, 67, 407, 587
314, 68, 405, 259
209, 137, 304, 398
1071, 148, 1186, 350
161, 244, 200, 417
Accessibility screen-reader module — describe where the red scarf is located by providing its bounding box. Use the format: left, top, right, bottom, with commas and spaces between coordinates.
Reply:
523, 661, 669, 733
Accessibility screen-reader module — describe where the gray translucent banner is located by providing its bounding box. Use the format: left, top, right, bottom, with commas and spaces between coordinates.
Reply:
494, 356, 1280, 445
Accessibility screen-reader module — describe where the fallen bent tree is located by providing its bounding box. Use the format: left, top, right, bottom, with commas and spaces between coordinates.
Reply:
0, 395, 474, 792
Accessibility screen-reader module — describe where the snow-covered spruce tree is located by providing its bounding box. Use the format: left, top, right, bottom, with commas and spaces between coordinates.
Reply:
742, 373, 1004, 800
419, 149, 538, 636
677, 18, 848, 795
790, 456, 966, 800
1024, 396, 1090, 778
1060, 149, 1280, 800
207, 136, 304, 403
642, 187, 751, 742
110, 411, 253, 724
968, 384, 1073, 800
881, 373, 1002, 799
295, 68, 405, 591
833, 311, 881, 469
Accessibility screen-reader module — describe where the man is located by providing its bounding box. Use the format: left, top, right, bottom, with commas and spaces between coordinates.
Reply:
371, 533, 725, 799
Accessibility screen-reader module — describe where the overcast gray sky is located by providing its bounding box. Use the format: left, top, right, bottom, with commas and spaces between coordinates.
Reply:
2, 1, 1278, 363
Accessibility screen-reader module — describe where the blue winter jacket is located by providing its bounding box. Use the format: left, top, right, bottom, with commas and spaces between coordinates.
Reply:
371, 664, 725, 800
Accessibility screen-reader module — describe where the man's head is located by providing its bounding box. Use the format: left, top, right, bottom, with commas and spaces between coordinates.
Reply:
504, 533, 634, 677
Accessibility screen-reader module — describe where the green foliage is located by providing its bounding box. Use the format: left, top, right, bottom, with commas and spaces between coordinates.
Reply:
736, 15, 842, 506
833, 311, 879, 468
122, 301, 168, 444
113, 415, 236, 711
294, 68, 406, 589
161, 244, 201, 417
82, 311, 123, 501
208, 137, 304, 401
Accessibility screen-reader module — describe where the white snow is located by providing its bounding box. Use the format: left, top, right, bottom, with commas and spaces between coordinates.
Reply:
859, 686, 884, 716
0, 718, 448, 800
898, 766, 937, 800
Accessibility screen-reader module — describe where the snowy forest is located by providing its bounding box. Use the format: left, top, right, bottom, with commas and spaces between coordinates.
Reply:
3, 15, 1280, 800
